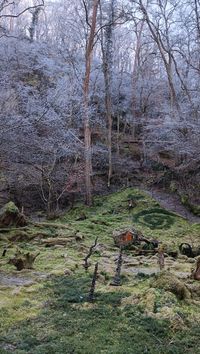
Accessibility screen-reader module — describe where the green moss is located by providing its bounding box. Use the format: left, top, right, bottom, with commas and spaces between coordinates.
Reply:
132, 207, 178, 230
151, 272, 191, 300
1, 275, 200, 354
180, 194, 200, 216
1, 202, 19, 214
0, 188, 200, 353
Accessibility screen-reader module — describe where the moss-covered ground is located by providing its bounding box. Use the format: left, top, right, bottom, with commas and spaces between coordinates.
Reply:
0, 188, 200, 353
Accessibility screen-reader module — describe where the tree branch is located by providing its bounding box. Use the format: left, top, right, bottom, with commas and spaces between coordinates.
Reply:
0, 1, 44, 18
81, 0, 91, 28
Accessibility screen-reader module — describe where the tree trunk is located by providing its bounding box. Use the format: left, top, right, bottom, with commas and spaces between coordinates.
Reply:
132, 18, 145, 138
83, 0, 100, 206
100, 0, 115, 187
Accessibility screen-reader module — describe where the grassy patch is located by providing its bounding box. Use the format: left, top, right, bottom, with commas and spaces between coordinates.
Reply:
1, 275, 200, 354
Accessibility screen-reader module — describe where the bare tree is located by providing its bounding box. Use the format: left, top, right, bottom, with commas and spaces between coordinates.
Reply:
131, 17, 145, 136
100, 0, 116, 187
137, 0, 181, 114
82, 0, 100, 206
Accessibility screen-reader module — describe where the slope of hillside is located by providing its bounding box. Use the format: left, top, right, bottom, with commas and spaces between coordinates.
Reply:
0, 188, 200, 353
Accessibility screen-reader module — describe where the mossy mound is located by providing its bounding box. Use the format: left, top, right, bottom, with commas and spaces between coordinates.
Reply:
0, 202, 27, 228
151, 271, 191, 300
2, 201, 19, 214
140, 287, 158, 313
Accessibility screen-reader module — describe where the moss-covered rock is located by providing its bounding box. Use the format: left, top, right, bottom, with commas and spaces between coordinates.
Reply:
151, 271, 191, 300
2, 201, 19, 214
187, 282, 200, 300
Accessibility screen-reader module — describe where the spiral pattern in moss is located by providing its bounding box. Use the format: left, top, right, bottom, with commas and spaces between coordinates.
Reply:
133, 208, 175, 230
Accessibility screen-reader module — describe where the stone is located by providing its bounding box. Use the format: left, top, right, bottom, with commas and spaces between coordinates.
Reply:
64, 268, 72, 276
75, 232, 85, 241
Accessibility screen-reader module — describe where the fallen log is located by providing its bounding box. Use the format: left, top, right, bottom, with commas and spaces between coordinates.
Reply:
30, 221, 73, 230
41, 237, 75, 247
8, 231, 58, 242
0, 226, 29, 233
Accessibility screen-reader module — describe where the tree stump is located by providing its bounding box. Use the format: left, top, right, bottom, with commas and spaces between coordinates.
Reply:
0, 202, 27, 228
8, 249, 39, 271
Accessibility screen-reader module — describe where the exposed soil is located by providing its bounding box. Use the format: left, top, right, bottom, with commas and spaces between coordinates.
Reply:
144, 187, 200, 223
0, 271, 49, 287
0, 273, 34, 287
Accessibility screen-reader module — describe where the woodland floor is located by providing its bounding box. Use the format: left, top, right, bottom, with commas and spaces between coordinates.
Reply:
0, 188, 200, 354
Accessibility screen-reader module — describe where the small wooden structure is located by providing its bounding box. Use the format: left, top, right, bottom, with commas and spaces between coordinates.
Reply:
113, 228, 139, 248
113, 227, 160, 254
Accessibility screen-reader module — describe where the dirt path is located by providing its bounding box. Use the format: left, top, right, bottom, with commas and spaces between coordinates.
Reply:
144, 187, 200, 223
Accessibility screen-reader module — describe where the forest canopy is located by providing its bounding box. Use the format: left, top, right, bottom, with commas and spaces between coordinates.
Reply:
0, 0, 199, 214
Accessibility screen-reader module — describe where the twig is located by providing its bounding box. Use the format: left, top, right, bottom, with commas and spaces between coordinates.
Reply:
0, 2, 44, 18
83, 236, 98, 271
